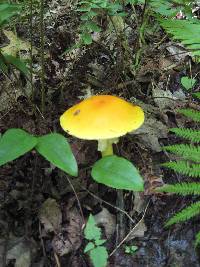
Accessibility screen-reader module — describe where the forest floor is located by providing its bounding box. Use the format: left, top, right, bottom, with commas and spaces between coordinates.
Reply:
0, 1, 200, 266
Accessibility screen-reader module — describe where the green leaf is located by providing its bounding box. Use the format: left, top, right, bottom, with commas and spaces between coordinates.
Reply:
91, 156, 144, 191
36, 133, 78, 177
84, 214, 101, 241
84, 242, 95, 253
89, 246, 108, 267
95, 239, 106, 246
85, 21, 101, 32
193, 92, 200, 100
81, 11, 97, 20
195, 231, 200, 247
3, 54, 29, 76
0, 3, 21, 26
81, 32, 93, 45
125, 245, 138, 254
0, 128, 37, 166
181, 76, 196, 91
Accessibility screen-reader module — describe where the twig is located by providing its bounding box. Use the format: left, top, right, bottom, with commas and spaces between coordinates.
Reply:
54, 252, 61, 267
65, 175, 85, 225
39, 221, 46, 257
109, 201, 150, 257
29, 0, 34, 101
82, 187, 135, 224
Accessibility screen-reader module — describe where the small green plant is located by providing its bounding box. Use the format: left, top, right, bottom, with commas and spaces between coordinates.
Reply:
181, 76, 197, 91
125, 245, 138, 255
60, 95, 144, 191
157, 93, 200, 246
0, 128, 78, 177
84, 214, 108, 267
0, 2, 29, 76
77, 0, 125, 45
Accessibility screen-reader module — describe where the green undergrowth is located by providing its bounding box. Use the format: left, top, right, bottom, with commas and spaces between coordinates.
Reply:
157, 93, 200, 246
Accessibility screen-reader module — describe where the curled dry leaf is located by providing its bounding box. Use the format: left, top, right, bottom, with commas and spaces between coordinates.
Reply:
94, 208, 116, 239
39, 198, 62, 233
52, 208, 82, 256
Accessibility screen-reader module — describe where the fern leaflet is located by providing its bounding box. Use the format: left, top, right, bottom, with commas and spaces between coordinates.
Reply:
164, 144, 200, 162
170, 128, 200, 143
165, 201, 200, 226
158, 182, 200, 195
195, 231, 200, 247
178, 109, 200, 122
159, 19, 200, 57
162, 161, 200, 177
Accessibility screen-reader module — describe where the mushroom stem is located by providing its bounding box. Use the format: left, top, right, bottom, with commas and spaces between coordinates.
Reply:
102, 142, 113, 157
98, 138, 119, 157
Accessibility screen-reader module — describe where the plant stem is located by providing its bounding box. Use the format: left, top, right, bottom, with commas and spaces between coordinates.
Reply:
40, 0, 45, 114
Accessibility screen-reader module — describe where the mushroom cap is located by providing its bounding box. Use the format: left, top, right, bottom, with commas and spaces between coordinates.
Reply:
60, 95, 144, 140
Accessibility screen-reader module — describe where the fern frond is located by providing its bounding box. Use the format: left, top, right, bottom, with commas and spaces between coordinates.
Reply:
162, 161, 200, 178
158, 182, 200, 195
160, 19, 200, 56
150, 1, 178, 17
195, 231, 200, 247
178, 109, 200, 122
170, 128, 200, 143
165, 201, 200, 226
164, 144, 200, 162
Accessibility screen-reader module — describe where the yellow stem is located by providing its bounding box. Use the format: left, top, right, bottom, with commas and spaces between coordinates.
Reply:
101, 143, 113, 157
98, 138, 118, 157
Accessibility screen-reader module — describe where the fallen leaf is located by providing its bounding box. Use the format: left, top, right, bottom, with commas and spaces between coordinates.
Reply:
39, 198, 62, 233
133, 192, 144, 213
152, 87, 186, 110
2, 30, 37, 57
134, 117, 168, 152
52, 208, 82, 256
6, 237, 37, 267
94, 208, 116, 239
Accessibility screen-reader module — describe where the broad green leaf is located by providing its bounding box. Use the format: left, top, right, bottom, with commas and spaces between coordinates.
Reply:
0, 128, 37, 166
36, 133, 78, 177
3, 54, 29, 76
181, 76, 196, 91
84, 242, 95, 253
91, 156, 144, 191
84, 214, 101, 241
90, 246, 108, 267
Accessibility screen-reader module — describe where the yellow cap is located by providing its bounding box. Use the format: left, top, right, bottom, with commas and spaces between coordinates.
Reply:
60, 95, 144, 140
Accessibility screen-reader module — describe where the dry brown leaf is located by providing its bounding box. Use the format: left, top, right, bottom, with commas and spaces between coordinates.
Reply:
39, 198, 62, 233
6, 237, 37, 267
52, 208, 82, 256
94, 208, 116, 239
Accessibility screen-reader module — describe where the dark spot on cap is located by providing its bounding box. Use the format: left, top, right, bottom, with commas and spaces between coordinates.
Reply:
73, 109, 80, 116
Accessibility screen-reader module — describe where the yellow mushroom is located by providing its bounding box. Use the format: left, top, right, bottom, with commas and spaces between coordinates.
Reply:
60, 95, 144, 156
